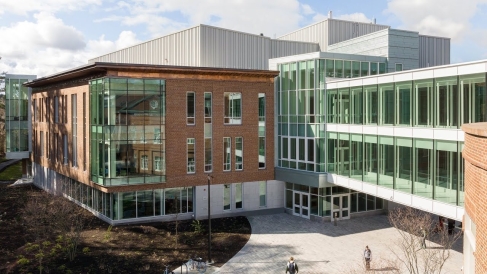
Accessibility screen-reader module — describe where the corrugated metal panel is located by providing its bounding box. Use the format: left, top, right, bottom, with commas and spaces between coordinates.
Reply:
277, 19, 389, 51
89, 26, 201, 66
277, 20, 329, 51
199, 25, 318, 70
418, 35, 450, 68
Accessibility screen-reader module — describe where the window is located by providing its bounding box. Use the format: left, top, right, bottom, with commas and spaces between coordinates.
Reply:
235, 137, 243, 170
352, 61, 360, 78
224, 92, 241, 124
364, 85, 378, 125
259, 181, 267, 207
155, 156, 162, 171
54, 96, 59, 123
63, 134, 68, 165
223, 137, 231, 171
258, 93, 266, 168
223, 184, 231, 210
33, 99, 36, 122
83, 92, 87, 171
335, 60, 343, 78
461, 74, 486, 124
141, 155, 149, 170
395, 63, 403, 72
204, 138, 212, 172
379, 63, 387, 74
379, 84, 394, 125
187, 138, 195, 173
370, 63, 378, 75
396, 82, 412, 126
344, 61, 352, 78
378, 136, 394, 188
436, 77, 458, 128
154, 128, 161, 143
325, 59, 334, 77
40, 131, 44, 156
72, 94, 77, 167
235, 183, 242, 209
204, 92, 212, 136
360, 62, 369, 77
414, 79, 433, 127
187, 92, 195, 125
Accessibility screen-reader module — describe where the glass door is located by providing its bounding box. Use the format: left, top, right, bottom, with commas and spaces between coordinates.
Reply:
293, 191, 310, 219
331, 194, 350, 222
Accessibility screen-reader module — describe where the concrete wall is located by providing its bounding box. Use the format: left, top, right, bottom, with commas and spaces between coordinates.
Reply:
194, 180, 285, 220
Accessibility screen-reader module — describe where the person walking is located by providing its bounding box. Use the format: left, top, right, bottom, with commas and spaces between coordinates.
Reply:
420, 227, 427, 249
364, 246, 372, 271
285, 256, 298, 274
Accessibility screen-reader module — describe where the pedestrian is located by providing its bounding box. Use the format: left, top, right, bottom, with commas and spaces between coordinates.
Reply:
364, 246, 372, 270
420, 227, 427, 249
285, 256, 298, 274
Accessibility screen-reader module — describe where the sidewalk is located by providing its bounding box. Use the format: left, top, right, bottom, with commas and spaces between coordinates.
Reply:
214, 213, 463, 274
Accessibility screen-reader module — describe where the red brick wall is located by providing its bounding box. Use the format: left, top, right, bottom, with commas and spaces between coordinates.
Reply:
31, 68, 277, 194
462, 122, 487, 273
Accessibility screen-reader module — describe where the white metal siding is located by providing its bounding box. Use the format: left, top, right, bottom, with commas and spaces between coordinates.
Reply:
200, 25, 318, 70
278, 19, 389, 51
89, 26, 201, 67
419, 35, 451, 68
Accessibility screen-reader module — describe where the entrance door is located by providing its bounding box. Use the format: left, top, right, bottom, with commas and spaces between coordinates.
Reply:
293, 191, 310, 219
331, 194, 350, 221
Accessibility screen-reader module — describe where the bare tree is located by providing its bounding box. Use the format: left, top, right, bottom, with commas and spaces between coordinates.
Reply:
388, 207, 461, 274
21, 191, 87, 261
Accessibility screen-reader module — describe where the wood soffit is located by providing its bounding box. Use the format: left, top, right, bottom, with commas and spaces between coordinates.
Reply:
25, 62, 280, 90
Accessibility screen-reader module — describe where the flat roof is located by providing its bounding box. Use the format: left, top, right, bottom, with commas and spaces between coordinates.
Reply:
24, 62, 280, 88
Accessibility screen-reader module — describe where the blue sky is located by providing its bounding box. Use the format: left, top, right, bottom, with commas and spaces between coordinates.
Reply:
1, 0, 487, 77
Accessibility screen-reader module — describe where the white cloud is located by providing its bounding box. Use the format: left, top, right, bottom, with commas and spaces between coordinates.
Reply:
98, 0, 306, 38
0, 0, 101, 16
336, 13, 374, 24
0, 12, 140, 77
386, 0, 487, 40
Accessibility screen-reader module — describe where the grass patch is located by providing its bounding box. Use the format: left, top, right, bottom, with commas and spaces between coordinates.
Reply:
0, 161, 22, 180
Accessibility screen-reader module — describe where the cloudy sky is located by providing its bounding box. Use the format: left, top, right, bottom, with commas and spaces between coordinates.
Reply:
1, 0, 487, 77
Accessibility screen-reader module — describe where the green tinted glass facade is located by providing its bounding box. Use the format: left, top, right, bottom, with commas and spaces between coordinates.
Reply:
90, 77, 166, 186
6, 77, 30, 153
326, 74, 487, 128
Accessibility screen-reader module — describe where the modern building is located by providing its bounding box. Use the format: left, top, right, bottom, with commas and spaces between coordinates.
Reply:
4, 74, 36, 176
17, 15, 485, 234
25, 63, 281, 224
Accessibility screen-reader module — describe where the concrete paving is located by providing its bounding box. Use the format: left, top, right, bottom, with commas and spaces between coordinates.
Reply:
206, 213, 463, 274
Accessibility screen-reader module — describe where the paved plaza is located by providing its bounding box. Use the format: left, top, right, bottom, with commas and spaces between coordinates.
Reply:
207, 213, 463, 274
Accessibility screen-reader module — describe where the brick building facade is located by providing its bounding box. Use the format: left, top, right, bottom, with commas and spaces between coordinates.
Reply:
462, 122, 487, 273
26, 63, 282, 224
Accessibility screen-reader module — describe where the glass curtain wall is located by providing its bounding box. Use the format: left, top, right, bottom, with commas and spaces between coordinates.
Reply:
286, 184, 385, 217
379, 84, 394, 125
378, 136, 394, 188
364, 85, 378, 125
6, 78, 30, 153
414, 79, 434, 127
435, 141, 458, 204
350, 134, 363, 181
363, 135, 378, 184
461, 74, 487, 124
351, 87, 363, 124
90, 78, 165, 186
395, 137, 413, 193
396, 81, 412, 126
436, 77, 458, 128
414, 139, 433, 199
